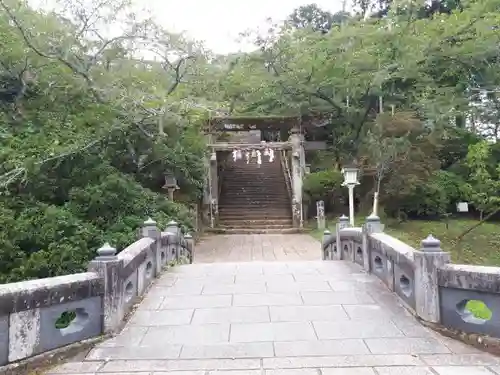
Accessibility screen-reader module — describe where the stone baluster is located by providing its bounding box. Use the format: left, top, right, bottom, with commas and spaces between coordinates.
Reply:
414, 235, 451, 323
141, 217, 161, 275
88, 243, 124, 333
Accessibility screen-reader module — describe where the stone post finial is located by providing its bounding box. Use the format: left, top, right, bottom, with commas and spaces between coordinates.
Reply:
365, 213, 383, 233
166, 220, 179, 230
144, 217, 157, 226
420, 235, 442, 252
95, 243, 117, 260
338, 214, 350, 230
141, 217, 160, 239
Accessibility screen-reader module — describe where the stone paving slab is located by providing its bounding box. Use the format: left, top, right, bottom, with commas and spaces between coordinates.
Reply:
194, 234, 320, 263
45, 234, 500, 374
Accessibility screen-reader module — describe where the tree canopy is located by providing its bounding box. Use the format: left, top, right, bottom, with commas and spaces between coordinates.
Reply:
1, 0, 500, 280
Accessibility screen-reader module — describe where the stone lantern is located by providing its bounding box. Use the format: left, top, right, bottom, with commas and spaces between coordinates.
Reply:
163, 173, 179, 201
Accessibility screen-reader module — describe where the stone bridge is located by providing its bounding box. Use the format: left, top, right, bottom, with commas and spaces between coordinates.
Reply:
1, 217, 500, 374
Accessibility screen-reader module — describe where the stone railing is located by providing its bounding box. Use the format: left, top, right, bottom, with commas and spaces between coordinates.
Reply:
0, 219, 193, 367
280, 149, 293, 203
322, 214, 500, 341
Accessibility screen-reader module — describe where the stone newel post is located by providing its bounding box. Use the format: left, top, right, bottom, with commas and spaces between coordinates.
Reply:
362, 214, 384, 272
414, 235, 451, 323
184, 233, 194, 263
165, 220, 181, 261
322, 229, 332, 260
335, 215, 350, 260
141, 217, 161, 274
88, 243, 124, 333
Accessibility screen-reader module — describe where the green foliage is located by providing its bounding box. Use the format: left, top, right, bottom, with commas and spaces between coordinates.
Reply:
303, 169, 343, 203
465, 141, 500, 218
0, 0, 208, 282
395, 171, 468, 217
466, 300, 493, 321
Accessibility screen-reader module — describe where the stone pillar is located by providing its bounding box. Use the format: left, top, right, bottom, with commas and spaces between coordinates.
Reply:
141, 217, 161, 275
362, 214, 384, 272
335, 215, 350, 260
322, 229, 332, 260
290, 127, 303, 228
165, 220, 181, 262
414, 235, 451, 323
316, 200, 325, 230
88, 243, 124, 333
184, 233, 194, 263
209, 152, 218, 228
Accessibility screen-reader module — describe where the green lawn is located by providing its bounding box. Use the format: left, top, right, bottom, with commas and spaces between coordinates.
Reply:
313, 218, 500, 266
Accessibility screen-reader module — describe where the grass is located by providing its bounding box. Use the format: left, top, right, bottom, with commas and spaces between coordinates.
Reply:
466, 300, 493, 321
312, 217, 500, 321
313, 217, 500, 266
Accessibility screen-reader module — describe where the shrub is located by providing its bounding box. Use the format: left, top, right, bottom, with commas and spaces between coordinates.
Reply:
303, 169, 343, 211
395, 170, 468, 217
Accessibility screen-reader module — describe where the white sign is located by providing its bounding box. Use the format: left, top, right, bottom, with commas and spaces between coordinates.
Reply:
457, 202, 469, 213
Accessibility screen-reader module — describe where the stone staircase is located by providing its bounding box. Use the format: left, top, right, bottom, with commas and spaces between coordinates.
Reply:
216, 152, 295, 233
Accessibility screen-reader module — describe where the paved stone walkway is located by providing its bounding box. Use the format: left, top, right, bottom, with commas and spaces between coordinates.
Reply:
48, 236, 500, 375
194, 234, 320, 263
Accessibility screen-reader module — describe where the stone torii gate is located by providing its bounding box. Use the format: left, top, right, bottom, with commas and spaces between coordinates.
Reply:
202, 115, 327, 228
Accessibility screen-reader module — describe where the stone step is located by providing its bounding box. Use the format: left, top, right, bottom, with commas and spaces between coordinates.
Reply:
223, 173, 284, 176
221, 189, 288, 193
221, 183, 287, 187
218, 210, 292, 216
218, 224, 293, 229
218, 214, 292, 221
221, 186, 288, 191
217, 218, 293, 225
219, 203, 289, 207
206, 228, 305, 234
219, 200, 290, 207
222, 180, 286, 185
221, 187, 288, 191
219, 207, 291, 212
220, 193, 289, 197
219, 207, 291, 213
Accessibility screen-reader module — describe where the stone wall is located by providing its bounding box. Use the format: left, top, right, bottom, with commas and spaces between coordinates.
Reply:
0, 219, 193, 367
322, 214, 500, 340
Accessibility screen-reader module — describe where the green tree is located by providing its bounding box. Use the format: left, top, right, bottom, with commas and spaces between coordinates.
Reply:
465, 141, 500, 220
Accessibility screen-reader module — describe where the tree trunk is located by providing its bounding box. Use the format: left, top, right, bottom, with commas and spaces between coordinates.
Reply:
373, 191, 379, 216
